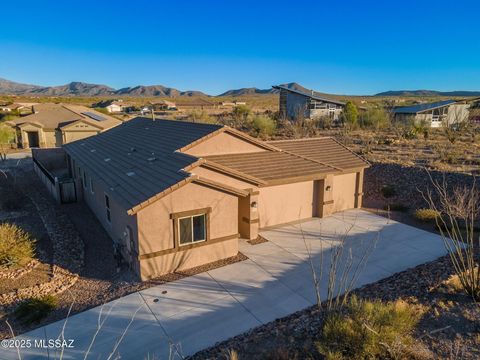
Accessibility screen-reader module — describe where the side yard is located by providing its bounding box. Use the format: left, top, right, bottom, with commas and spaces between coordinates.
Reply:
0, 161, 245, 339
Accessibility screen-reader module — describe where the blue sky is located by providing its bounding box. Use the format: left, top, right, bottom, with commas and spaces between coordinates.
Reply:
1, 0, 479, 95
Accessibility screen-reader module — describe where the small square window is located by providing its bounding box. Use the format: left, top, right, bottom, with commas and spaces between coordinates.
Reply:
178, 214, 206, 246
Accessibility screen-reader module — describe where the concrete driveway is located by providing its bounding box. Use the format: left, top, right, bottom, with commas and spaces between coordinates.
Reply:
1, 209, 448, 360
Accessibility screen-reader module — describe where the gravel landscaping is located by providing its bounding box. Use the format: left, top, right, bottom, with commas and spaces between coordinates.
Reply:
0, 161, 248, 340
190, 254, 479, 360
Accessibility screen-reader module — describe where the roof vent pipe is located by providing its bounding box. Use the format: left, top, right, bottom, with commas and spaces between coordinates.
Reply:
151, 108, 155, 122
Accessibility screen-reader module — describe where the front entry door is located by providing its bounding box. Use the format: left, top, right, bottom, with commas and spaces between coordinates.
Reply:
27, 131, 40, 148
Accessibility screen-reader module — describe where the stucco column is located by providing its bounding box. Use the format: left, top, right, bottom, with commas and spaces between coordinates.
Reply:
238, 190, 259, 240
354, 170, 364, 208
249, 192, 260, 239
320, 174, 335, 217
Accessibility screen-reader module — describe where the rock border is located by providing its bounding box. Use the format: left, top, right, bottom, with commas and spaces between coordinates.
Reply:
0, 260, 40, 280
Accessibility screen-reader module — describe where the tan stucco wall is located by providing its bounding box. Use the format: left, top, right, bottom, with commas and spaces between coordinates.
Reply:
64, 130, 99, 143
139, 238, 238, 279
136, 182, 239, 279
43, 130, 57, 147
184, 131, 267, 156
258, 181, 315, 228
332, 172, 357, 212
77, 165, 140, 274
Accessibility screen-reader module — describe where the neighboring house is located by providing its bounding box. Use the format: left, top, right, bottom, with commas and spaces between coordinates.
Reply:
60, 117, 369, 280
6, 103, 122, 148
176, 99, 216, 110
152, 100, 177, 111
0, 103, 25, 112
392, 100, 470, 128
95, 100, 134, 113
273, 84, 346, 121
220, 101, 247, 107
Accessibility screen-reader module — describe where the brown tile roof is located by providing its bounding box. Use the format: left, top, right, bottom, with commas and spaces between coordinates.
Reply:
10, 104, 122, 130
267, 138, 369, 171
205, 151, 338, 184
64, 118, 225, 211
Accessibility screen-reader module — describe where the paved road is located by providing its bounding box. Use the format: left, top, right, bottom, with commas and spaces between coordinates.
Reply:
0, 210, 448, 359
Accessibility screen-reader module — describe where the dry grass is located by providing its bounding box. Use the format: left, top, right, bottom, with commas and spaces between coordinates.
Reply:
413, 209, 441, 223
0, 223, 35, 269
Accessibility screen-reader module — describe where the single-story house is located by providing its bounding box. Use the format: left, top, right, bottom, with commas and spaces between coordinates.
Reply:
392, 100, 470, 128
62, 117, 369, 280
94, 100, 134, 113
0, 103, 25, 112
152, 100, 177, 111
6, 103, 122, 148
273, 84, 346, 121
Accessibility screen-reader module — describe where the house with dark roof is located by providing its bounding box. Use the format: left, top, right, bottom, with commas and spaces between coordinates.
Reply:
51, 117, 369, 280
392, 100, 470, 128
6, 103, 122, 148
273, 84, 347, 121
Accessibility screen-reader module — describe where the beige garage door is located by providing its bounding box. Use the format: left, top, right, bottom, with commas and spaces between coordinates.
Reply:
332, 173, 357, 212
258, 181, 315, 228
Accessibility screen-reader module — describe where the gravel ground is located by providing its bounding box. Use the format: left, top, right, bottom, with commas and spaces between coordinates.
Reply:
191, 254, 479, 360
0, 164, 248, 339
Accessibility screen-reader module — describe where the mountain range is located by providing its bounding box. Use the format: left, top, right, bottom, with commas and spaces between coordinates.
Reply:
375, 90, 480, 97
0, 78, 313, 98
1, 77, 479, 98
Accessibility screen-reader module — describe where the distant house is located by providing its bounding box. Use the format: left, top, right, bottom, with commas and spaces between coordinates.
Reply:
0, 103, 25, 112
392, 100, 470, 128
95, 100, 134, 113
273, 84, 346, 121
176, 99, 216, 110
38, 117, 369, 280
6, 104, 122, 148
220, 101, 247, 107
152, 100, 177, 111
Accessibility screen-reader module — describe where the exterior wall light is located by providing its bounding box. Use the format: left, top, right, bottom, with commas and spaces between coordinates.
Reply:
251, 201, 257, 208
326, 185, 332, 191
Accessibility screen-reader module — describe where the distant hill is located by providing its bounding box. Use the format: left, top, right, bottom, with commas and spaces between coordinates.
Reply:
29, 81, 115, 96
218, 82, 309, 96
115, 85, 207, 97
0, 78, 42, 95
0, 78, 210, 97
376, 90, 480, 97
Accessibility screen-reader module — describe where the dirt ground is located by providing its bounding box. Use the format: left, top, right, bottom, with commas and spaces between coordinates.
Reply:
322, 127, 480, 175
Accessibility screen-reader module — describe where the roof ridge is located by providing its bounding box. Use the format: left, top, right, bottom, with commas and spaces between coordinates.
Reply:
328, 137, 370, 167
267, 136, 332, 143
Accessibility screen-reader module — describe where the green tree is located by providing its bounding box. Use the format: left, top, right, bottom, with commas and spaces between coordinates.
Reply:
342, 101, 358, 128
0, 124, 15, 161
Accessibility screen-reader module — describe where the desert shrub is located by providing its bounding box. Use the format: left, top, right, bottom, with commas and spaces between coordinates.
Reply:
414, 208, 441, 223
384, 203, 409, 212
0, 223, 35, 269
381, 185, 396, 198
251, 115, 276, 137
316, 296, 422, 360
14, 296, 57, 324
359, 108, 390, 130
232, 105, 251, 122
188, 110, 215, 124
316, 115, 334, 129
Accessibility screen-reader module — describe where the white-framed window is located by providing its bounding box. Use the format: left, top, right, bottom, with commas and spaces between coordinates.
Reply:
105, 194, 111, 223
178, 214, 206, 246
